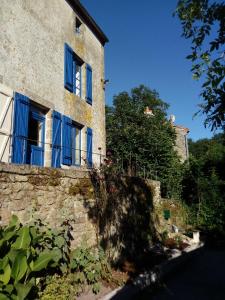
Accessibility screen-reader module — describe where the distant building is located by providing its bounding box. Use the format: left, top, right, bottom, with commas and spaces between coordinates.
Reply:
173, 125, 189, 162
0, 0, 108, 168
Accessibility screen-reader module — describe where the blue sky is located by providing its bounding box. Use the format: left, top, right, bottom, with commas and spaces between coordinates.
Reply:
81, 0, 217, 141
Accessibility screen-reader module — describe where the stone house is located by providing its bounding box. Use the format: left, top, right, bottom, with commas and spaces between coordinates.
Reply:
0, 0, 108, 169
174, 125, 189, 162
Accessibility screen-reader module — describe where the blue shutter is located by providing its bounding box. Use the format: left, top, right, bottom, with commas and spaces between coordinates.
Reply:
30, 112, 45, 167
86, 127, 92, 167
31, 146, 44, 166
51, 111, 62, 168
12, 92, 29, 164
64, 43, 74, 92
73, 59, 77, 94
86, 64, 92, 104
62, 115, 72, 165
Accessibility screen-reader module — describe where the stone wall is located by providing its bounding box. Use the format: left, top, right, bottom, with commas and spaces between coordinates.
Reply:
0, 162, 97, 248
0, 162, 161, 258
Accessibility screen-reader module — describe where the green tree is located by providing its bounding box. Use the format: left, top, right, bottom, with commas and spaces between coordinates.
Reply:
176, 0, 225, 130
182, 134, 225, 231
106, 85, 183, 199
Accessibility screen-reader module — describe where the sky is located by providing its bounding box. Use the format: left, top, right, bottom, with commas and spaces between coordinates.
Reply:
81, 0, 217, 141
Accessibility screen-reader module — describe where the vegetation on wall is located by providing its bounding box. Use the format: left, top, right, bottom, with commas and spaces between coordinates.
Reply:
106, 85, 183, 199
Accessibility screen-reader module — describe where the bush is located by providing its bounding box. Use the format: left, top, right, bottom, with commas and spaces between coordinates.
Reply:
0, 216, 111, 299
0, 216, 71, 299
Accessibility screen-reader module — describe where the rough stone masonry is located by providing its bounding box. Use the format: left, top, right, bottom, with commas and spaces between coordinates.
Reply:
0, 162, 161, 253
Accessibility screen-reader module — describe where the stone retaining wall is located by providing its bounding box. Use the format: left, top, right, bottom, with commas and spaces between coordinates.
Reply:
0, 162, 161, 254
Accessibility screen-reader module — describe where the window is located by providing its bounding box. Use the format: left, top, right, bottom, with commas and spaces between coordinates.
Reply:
64, 43, 83, 97
75, 17, 82, 34
12, 92, 45, 167
72, 124, 81, 166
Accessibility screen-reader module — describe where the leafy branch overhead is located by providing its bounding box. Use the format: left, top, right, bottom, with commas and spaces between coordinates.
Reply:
176, 0, 225, 130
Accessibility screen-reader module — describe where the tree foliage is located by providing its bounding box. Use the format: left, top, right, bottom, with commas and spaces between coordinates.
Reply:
106, 85, 183, 199
182, 133, 225, 231
176, 0, 225, 130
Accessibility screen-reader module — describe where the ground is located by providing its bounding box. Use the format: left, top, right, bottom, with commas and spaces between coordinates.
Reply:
140, 248, 225, 300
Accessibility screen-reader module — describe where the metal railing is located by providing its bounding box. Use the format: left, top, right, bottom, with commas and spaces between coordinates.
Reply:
0, 131, 159, 180
0, 131, 105, 168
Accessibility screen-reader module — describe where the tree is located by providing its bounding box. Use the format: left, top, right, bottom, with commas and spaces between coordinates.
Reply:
106, 85, 183, 199
176, 0, 225, 130
182, 134, 225, 231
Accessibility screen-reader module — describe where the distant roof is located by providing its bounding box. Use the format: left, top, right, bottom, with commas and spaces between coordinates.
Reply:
173, 124, 189, 134
66, 0, 109, 45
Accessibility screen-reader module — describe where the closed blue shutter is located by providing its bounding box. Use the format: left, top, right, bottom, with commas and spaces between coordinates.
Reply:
12, 92, 29, 164
62, 115, 72, 165
51, 111, 62, 168
86, 64, 92, 104
31, 146, 44, 166
86, 127, 92, 167
64, 43, 74, 92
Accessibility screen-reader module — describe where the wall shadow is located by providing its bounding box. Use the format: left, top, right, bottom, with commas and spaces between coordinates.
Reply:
84, 170, 159, 267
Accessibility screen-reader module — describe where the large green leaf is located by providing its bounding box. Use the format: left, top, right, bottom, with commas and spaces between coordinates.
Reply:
14, 283, 33, 300
3, 284, 13, 294
8, 215, 19, 229
12, 227, 31, 250
0, 293, 10, 300
0, 257, 8, 271
8, 249, 26, 264
0, 264, 11, 285
31, 251, 54, 272
11, 254, 28, 282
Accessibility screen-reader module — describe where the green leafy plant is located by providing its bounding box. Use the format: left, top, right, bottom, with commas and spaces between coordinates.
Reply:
0, 216, 71, 299
39, 274, 79, 300
70, 245, 111, 294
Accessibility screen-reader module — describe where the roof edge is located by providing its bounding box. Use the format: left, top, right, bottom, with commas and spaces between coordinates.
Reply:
66, 0, 109, 45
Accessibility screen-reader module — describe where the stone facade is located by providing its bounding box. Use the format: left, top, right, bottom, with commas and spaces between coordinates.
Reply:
0, 162, 161, 255
0, 0, 108, 167
174, 125, 189, 162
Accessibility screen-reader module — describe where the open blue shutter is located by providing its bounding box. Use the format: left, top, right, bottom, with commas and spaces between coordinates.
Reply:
73, 59, 77, 94
62, 115, 72, 165
86, 64, 92, 104
30, 112, 45, 167
64, 43, 74, 92
86, 127, 92, 167
12, 92, 29, 164
52, 111, 62, 168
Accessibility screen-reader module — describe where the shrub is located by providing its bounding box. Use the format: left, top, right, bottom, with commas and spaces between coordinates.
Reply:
0, 216, 72, 299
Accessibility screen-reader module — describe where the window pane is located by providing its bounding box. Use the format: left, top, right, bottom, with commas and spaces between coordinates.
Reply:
72, 126, 81, 165
75, 128, 81, 165
75, 65, 81, 97
28, 119, 43, 147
